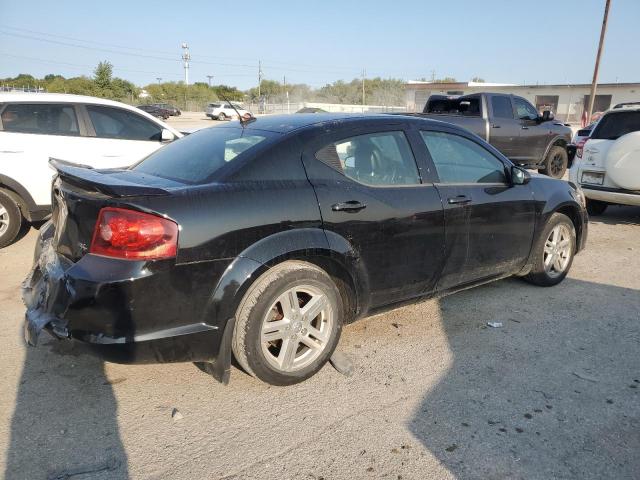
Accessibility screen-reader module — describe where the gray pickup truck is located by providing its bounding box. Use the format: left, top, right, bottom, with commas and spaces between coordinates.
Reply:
418, 93, 573, 178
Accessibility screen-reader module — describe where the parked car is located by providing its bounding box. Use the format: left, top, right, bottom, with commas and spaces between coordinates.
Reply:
23, 114, 587, 386
569, 106, 640, 215
151, 103, 181, 116
296, 107, 328, 113
206, 102, 251, 121
137, 104, 171, 120
0, 93, 182, 247
417, 93, 574, 178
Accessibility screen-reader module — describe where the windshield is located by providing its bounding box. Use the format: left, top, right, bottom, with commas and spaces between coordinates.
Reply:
591, 111, 640, 140
133, 127, 272, 184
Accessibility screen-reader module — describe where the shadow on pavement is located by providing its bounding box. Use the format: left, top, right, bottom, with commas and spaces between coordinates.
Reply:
409, 278, 640, 479
5, 337, 128, 479
589, 205, 640, 226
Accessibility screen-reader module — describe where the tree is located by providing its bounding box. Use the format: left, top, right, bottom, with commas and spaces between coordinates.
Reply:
93, 61, 113, 89
471, 77, 485, 83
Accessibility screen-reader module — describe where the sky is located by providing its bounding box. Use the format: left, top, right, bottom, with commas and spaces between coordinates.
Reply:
0, 0, 639, 89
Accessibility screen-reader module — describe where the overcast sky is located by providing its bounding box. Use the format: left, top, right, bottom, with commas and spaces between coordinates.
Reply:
1, 0, 639, 89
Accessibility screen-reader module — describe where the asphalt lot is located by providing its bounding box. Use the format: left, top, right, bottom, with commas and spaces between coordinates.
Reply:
0, 120, 639, 479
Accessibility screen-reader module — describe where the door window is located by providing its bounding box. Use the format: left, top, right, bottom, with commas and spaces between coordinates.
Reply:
491, 96, 514, 119
421, 131, 507, 184
86, 105, 162, 141
513, 97, 539, 121
1, 103, 79, 136
315, 131, 420, 186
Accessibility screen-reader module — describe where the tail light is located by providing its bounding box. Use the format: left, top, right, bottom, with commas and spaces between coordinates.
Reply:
576, 138, 588, 158
90, 207, 178, 260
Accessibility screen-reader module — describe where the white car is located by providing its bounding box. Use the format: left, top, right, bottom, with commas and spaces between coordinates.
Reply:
569, 106, 640, 215
0, 93, 182, 247
206, 102, 250, 121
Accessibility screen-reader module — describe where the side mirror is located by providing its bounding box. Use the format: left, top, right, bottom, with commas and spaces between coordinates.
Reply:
161, 128, 176, 142
511, 166, 530, 185
542, 110, 554, 122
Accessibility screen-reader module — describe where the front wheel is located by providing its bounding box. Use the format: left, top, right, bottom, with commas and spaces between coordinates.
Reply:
0, 191, 23, 248
232, 261, 343, 386
539, 146, 568, 179
523, 213, 576, 287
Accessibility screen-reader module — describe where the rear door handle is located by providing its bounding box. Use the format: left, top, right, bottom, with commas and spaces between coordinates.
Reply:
521, 126, 529, 130
331, 200, 367, 212
491, 124, 501, 128
447, 195, 472, 205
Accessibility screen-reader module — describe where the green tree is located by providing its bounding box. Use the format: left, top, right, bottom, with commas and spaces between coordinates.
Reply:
471, 77, 485, 82
93, 61, 113, 89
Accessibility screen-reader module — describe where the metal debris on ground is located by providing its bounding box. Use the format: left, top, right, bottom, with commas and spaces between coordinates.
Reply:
487, 322, 503, 328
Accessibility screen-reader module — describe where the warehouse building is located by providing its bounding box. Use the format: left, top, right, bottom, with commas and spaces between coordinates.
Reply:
405, 81, 640, 124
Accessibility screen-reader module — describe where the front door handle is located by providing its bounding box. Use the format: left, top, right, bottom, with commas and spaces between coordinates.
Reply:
331, 200, 367, 212
491, 124, 501, 128
521, 126, 529, 130
447, 195, 472, 205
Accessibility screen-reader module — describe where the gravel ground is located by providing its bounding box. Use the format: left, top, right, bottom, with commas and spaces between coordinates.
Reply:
1, 194, 639, 479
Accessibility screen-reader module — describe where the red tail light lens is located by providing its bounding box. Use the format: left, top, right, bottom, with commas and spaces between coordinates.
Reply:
90, 207, 178, 260
576, 138, 588, 158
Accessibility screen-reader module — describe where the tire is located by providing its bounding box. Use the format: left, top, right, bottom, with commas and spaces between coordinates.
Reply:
586, 199, 608, 216
217, 113, 227, 121
0, 190, 23, 248
523, 213, 576, 287
232, 261, 343, 386
539, 146, 568, 179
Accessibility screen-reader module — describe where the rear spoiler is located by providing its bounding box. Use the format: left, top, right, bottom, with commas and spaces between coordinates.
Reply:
49, 158, 171, 197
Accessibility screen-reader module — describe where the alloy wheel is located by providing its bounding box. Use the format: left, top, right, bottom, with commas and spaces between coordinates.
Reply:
550, 153, 565, 177
0, 203, 9, 236
543, 224, 572, 277
260, 284, 334, 372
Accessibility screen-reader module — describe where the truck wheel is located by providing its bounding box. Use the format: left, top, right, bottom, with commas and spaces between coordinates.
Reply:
0, 190, 23, 248
523, 213, 575, 287
232, 261, 343, 386
539, 146, 568, 179
586, 199, 608, 216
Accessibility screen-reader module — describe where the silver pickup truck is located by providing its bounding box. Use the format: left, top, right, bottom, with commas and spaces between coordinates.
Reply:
417, 93, 574, 178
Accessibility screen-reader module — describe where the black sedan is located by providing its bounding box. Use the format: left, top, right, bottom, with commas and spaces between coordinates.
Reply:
23, 114, 588, 386
136, 104, 171, 120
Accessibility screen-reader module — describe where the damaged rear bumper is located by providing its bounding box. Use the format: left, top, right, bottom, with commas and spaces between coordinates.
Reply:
22, 222, 225, 364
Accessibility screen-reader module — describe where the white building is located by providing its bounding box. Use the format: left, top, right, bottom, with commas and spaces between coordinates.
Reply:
405, 81, 640, 124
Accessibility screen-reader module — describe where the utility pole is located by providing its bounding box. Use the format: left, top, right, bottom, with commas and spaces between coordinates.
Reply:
156, 77, 162, 84
587, 0, 611, 121
257, 60, 263, 99
206, 75, 214, 87
181, 43, 190, 86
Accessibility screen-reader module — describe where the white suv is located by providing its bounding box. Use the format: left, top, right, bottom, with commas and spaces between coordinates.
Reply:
0, 93, 182, 247
569, 106, 640, 215
206, 102, 250, 121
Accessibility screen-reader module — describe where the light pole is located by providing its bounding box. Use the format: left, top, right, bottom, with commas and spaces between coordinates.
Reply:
156, 77, 162, 84
206, 75, 214, 87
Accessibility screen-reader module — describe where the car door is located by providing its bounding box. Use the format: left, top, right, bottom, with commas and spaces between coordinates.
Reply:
513, 96, 549, 163
487, 94, 520, 158
0, 102, 88, 206
301, 124, 445, 308
79, 104, 167, 168
418, 127, 536, 291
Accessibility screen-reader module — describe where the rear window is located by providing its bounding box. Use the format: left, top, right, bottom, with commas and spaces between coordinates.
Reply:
424, 96, 481, 116
591, 111, 640, 140
1, 103, 79, 136
133, 127, 272, 184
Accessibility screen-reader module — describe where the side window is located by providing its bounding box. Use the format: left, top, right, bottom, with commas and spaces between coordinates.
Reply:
421, 131, 507, 184
315, 131, 420, 186
514, 97, 539, 121
86, 105, 162, 141
1, 103, 79, 136
491, 96, 514, 119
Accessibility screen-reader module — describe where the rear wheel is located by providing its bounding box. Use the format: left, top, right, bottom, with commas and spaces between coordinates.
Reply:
524, 213, 575, 287
218, 113, 227, 121
232, 261, 343, 386
539, 146, 568, 179
586, 199, 608, 216
0, 190, 23, 248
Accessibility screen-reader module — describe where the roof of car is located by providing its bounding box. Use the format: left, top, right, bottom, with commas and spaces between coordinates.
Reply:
0, 92, 141, 108
241, 113, 443, 133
